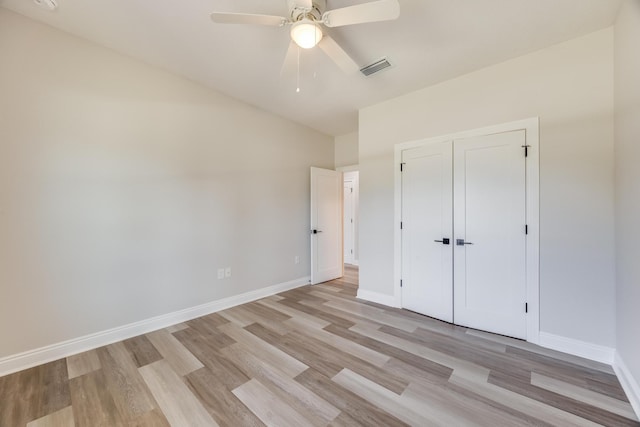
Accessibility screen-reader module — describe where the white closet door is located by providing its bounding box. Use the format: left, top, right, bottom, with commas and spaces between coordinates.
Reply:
401, 141, 453, 322
453, 130, 527, 339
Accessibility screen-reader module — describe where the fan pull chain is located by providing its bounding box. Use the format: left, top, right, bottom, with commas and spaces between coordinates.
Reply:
296, 45, 301, 93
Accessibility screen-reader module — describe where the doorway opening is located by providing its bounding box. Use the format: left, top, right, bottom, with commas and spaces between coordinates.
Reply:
342, 170, 359, 267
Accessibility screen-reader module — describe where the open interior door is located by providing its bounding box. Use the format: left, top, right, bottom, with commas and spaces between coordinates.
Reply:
311, 167, 343, 284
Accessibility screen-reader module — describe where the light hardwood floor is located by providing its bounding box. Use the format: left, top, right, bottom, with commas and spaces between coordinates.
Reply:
1, 265, 638, 426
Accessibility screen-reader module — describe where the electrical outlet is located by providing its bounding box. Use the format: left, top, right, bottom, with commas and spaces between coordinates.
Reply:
225, 267, 231, 278
294, 255, 300, 264
217, 268, 224, 280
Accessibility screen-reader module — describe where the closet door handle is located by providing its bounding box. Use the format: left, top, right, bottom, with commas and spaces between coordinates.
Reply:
456, 239, 473, 246
434, 238, 450, 245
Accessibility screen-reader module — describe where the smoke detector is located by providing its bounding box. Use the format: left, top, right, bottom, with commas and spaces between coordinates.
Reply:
33, 0, 58, 11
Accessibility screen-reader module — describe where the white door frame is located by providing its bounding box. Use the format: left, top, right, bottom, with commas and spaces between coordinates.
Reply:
393, 118, 540, 344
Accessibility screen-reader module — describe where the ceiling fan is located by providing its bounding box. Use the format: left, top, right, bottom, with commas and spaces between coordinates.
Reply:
210, 0, 400, 75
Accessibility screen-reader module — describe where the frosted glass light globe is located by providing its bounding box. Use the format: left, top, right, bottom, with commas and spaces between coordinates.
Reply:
291, 20, 323, 49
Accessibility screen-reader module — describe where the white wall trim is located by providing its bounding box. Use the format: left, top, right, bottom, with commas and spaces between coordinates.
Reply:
357, 289, 400, 308
393, 117, 540, 343
614, 351, 640, 419
538, 332, 615, 365
0, 276, 309, 377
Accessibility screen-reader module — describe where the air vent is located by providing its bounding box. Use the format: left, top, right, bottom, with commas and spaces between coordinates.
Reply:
360, 58, 393, 77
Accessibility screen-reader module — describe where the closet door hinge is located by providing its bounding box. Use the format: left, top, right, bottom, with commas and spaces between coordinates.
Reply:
525, 303, 528, 313
525, 224, 528, 235
400, 279, 403, 288
400, 162, 406, 172
522, 145, 530, 157
400, 222, 403, 230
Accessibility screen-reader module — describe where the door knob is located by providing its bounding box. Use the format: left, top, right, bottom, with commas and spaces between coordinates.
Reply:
311, 229, 323, 234
456, 239, 473, 246
434, 238, 450, 245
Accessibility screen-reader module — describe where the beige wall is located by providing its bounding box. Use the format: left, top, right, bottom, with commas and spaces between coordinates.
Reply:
0, 10, 333, 358
359, 29, 615, 347
615, 0, 640, 397
334, 131, 359, 168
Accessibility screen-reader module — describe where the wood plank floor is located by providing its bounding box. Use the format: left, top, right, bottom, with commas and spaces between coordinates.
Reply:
1, 265, 638, 426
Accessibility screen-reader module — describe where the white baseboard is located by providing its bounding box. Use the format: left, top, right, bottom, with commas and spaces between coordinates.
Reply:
614, 351, 640, 419
356, 289, 399, 308
0, 276, 309, 377
538, 332, 615, 365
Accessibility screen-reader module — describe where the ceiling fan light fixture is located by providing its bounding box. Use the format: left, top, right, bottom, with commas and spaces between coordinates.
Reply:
290, 20, 323, 49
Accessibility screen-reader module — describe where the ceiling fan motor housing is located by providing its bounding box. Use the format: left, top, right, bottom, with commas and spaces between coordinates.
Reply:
288, 0, 325, 22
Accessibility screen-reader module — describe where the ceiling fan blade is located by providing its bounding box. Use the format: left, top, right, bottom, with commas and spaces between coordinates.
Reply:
280, 40, 299, 77
210, 12, 287, 26
322, 0, 400, 28
318, 35, 359, 74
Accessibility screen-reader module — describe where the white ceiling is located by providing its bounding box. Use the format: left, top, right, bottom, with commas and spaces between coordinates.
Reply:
0, 0, 622, 136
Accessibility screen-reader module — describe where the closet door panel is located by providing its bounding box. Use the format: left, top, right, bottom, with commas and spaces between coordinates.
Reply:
453, 130, 527, 339
401, 141, 453, 322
